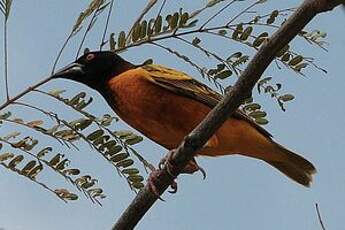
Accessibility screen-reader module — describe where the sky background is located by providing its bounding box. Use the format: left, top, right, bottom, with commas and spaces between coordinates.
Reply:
0, 1, 344, 229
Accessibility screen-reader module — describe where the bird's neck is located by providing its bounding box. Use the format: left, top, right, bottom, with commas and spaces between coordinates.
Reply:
91, 59, 136, 102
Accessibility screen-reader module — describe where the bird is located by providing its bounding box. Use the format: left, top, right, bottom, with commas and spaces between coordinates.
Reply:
52, 51, 316, 188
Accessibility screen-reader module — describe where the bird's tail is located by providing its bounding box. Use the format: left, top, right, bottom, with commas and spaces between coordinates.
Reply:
265, 142, 316, 187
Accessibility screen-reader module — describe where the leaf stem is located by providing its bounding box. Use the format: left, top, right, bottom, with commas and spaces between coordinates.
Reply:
0, 76, 53, 112
100, 0, 115, 50
51, 33, 73, 74
199, 0, 236, 30
315, 203, 327, 230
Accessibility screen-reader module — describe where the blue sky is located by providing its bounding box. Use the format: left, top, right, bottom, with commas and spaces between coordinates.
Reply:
0, 1, 344, 229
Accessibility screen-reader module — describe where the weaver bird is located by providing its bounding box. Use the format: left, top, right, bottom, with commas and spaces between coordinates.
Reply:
52, 51, 316, 188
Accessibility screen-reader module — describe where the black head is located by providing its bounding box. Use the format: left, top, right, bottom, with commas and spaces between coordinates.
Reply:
52, 51, 134, 90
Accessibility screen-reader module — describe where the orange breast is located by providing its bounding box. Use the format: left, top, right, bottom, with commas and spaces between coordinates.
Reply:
107, 68, 210, 149
107, 68, 279, 161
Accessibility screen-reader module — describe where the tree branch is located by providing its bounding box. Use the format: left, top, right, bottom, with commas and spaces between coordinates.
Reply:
112, 0, 342, 229
0, 76, 53, 111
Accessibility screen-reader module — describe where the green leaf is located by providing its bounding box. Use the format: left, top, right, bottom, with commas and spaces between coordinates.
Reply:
288, 55, 303, 66
281, 53, 291, 62
168, 12, 179, 30
93, 135, 110, 146
114, 130, 133, 138
179, 12, 189, 27
0, 152, 14, 162
98, 114, 117, 126
21, 160, 37, 175
214, 70, 232, 80
49, 154, 62, 167
248, 111, 267, 118
63, 168, 81, 176
109, 33, 116, 51
125, 136, 144, 145
132, 22, 141, 42
0, 111, 12, 119
243, 103, 261, 111
48, 89, 66, 97
55, 189, 78, 201
37, 147, 53, 158
131, 182, 145, 189
192, 37, 201, 46
294, 62, 308, 72
255, 118, 269, 125
118, 31, 126, 48
87, 130, 104, 141
128, 175, 144, 183
279, 94, 295, 102
140, 20, 148, 39
110, 152, 129, 162
8, 155, 24, 169
68, 92, 86, 106
154, 15, 162, 34
240, 26, 253, 41
122, 168, 140, 175
99, 140, 117, 152
106, 145, 122, 156
55, 159, 70, 171
28, 164, 43, 179
115, 159, 134, 168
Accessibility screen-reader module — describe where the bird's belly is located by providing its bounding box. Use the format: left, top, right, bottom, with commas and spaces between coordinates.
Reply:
107, 73, 272, 159
108, 74, 211, 149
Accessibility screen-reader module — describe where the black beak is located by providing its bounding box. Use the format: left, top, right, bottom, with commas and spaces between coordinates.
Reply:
51, 62, 85, 79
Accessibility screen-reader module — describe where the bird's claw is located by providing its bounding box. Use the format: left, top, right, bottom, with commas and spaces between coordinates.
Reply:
147, 169, 165, 201
152, 151, 207, 197
168, 180, 178, 194
159, 151, 207, 179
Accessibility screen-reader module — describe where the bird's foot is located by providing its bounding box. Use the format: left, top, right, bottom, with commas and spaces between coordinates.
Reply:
147, 169, 165, 201
183, 158, 207, 180
147, 156, 178, 199
147, 170, 178, 199
159, 150, 207, 179
149, 150, 207, 198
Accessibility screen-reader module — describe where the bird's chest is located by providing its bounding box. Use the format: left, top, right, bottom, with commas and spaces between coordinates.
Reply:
105, 74, 208, 149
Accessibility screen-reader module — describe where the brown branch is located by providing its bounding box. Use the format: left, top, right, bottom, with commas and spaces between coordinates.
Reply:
315, 203, 327, 230
112, 0, 341, 229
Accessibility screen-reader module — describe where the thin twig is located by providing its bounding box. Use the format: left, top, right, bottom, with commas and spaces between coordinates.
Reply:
0, 76, 53, 112
51, 33, 74, 74
3, 14, 9, 100
226, 0, 261, 26
100, 0, 115, 50
176, 37, 236, 73
315, 203, 327, 230
199, 0, 236, 30
0, 117, 72, 148
76, 4, 102, 58
148, 0, 167, 39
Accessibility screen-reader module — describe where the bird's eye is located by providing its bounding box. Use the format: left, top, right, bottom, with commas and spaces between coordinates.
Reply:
86, 53, 95, 61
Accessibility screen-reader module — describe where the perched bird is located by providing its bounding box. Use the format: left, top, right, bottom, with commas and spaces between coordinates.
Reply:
52, 51, 316, 187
